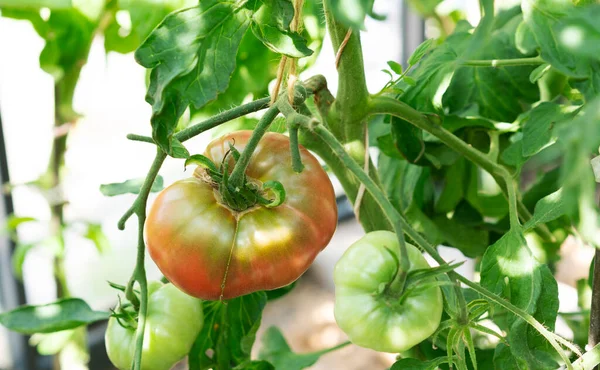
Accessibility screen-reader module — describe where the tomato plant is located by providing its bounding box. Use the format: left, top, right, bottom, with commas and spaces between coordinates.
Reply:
1, 0, 600, 369
145, 130, 337, 300
105, 282, 204, 370
334, 231, 443, 353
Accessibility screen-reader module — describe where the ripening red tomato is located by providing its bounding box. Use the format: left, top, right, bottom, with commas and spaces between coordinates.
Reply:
145, 131, 337, 300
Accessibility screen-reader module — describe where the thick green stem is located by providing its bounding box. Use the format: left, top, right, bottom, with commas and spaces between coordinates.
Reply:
228, 106, 280, 188
463, 56, 544, 67
322, 2, 370, 136
368, 96, 554, 241
313, 125, 414, 297
302, 79, 391, 232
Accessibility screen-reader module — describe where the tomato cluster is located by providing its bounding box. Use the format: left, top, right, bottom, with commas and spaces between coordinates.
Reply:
107, 133, 443, 370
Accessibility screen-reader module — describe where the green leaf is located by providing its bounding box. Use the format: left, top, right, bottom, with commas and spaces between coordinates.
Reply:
493, 266, 559, 369
104, 0, 195, 54
515, 20, 537, 55
83, 223, 110, 253
482, 230, 561, 367
554, 4, 600, 62
3, 8, 95, 81
266, 282, 296, 301
523, 189, 565, 231
501, 134, 527, 170
434, 158, 467, 214
522, 0, 592, 78
443, 16, 540, 122
391, 357, 450, 370
0, 299, 109, 334
387, 60, 403, 74
481, 228, 542, 317
378, 154, 429, 211
529, 63, 551, 83
399, 26, 468, 113
406, 0, 443, 17
408, 38, 434, 66
30, 330, 74, 355
250, 0, 312, 58
433, 215, 489, 258
2, 216, 37, 235
11, 243, 35, 279
325, 0, 374, 30
403, 76, 416, 86
258, 326, 346, 370
233, 361, 275, 370
250, 23, 312, 58
99, 176, 163, 196
258, 327, 320, 369
521, 102, 577, 157
0, 0, 70, 8
390, 116, 425, 163
554, 99, 600, 245
465, 164, 508, 218
135, 2, 251, 157
522, 167, 561, 210
189, 292, 267, 369
573, 61, 600, 101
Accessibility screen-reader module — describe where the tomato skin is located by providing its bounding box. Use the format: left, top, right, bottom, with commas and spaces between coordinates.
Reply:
334, 231, 443, 353
105, 283, 203, 370
146, 131, 337, 300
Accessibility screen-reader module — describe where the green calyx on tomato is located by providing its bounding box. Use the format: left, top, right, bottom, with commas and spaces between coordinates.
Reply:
334, 231, 443, 353
185, 142, 286, 212
105, 282, 203, 370
146, 131, 338, 300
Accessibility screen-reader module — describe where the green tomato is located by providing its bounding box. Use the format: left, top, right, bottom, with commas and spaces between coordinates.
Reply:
334, 231, 443, 353
105, 282, 203, 370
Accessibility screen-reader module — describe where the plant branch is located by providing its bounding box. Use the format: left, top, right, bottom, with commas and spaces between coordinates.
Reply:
368, 96, 554, 241
127, 148, 164, 370
462, 56, 544, 67
127, 134, 154, 144
228, 106, 280, 188
309, 124, 420, 299
176, 97, 271, 143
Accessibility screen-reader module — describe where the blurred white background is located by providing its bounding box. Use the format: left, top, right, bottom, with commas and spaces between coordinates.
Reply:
0, 0, 590, 369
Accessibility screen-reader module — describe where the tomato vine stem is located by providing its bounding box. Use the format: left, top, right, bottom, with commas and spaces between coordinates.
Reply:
367, 96, 554, 242
228, 106, 280, 188
462, 56, 545, 67
322, 0, 370, 136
